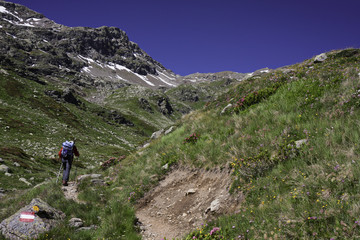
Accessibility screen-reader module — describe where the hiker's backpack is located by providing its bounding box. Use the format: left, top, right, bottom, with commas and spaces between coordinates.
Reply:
61, 141, 74, 159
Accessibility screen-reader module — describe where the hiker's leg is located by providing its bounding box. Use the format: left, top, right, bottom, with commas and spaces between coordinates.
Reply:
66, 159, 73, 182
62, 159, 71, 182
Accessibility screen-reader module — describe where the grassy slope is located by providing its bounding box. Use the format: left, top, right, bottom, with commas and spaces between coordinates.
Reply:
103, 48, 360, 239
1, 48, 360, 240
0, 67, 159, 196
104, 85, 181, 134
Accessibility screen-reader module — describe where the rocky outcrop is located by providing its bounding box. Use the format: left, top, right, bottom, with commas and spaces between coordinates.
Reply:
138, 98, 154, 113
151, 129, 164, 139
178, 89, 199, 102
62, 89, 82, 106
165, 126, 175, 135
314, 53, 327, 63
0, 198, 65, 240
157, 97, 173, 115
44, 89, 81, 106
95, 109, 134, 126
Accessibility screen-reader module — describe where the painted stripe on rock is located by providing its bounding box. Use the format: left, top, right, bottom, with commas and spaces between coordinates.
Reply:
20, 212, 35, 222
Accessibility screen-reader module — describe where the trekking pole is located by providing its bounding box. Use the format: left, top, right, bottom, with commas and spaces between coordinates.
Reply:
74, 156, 78, 183
56, 162, 63, 184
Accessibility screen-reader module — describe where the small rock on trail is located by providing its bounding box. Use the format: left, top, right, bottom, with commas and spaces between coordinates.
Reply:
136, 167, 244, 240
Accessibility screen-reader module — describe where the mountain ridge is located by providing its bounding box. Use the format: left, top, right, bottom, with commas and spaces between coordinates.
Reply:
0, 0, 250, 97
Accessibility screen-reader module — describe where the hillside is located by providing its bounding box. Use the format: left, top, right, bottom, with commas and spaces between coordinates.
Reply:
1, 47, 360, 240
138, 49, 360, 239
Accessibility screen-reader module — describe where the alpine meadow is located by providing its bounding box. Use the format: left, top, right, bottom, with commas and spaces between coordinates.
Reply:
1, 1, 360, 240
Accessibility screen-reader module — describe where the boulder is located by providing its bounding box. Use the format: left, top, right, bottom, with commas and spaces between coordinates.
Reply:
314, 53, 327, 63
206, 198, 221, 213
91, 179, 106, 186
76, 224, 98, 231
162, 163, 169, 170
69, 218, 83, 228
0, 198, 65, 240
19, 178, 32, 186
77, 174, 102, 182
0, 164, 10, 173
142, 143, 150, 148
165, 126, 174, 135
185, 189, 197, 196
150, 129, 164, 139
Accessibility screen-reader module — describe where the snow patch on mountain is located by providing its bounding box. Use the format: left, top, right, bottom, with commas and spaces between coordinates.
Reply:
0, 5, 20, 20
0, 5, 37, 27
76, 54, 180, 88
78, 55, 95, 64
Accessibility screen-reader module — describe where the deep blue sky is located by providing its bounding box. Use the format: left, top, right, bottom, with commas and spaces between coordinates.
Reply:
8, 0, 360, 76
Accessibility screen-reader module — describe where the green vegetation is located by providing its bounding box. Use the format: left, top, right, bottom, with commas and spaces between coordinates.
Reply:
108, 48, 360, 239
1, 48, 360, 239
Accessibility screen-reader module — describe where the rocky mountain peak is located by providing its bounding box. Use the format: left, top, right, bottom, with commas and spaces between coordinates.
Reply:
0, 0, 60, 29
0, 0, 182, 96
0, 0, 250, 105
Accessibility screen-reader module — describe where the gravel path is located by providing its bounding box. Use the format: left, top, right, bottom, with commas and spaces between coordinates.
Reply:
136, 167, 244, 239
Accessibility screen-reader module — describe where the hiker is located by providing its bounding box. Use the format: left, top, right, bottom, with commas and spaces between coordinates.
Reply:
58, 140, 79, 186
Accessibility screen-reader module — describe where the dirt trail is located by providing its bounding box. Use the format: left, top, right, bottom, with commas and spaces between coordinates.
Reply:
136, 167, 244, 240
61, 181, 83, 203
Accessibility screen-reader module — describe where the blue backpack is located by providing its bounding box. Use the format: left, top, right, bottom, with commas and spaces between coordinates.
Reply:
61, 141, 74, 159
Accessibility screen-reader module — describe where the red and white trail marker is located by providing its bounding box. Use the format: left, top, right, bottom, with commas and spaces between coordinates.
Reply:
19, 212, 35, 222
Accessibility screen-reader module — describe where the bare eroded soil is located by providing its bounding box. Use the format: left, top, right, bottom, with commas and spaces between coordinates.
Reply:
136, 167, 244, 240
